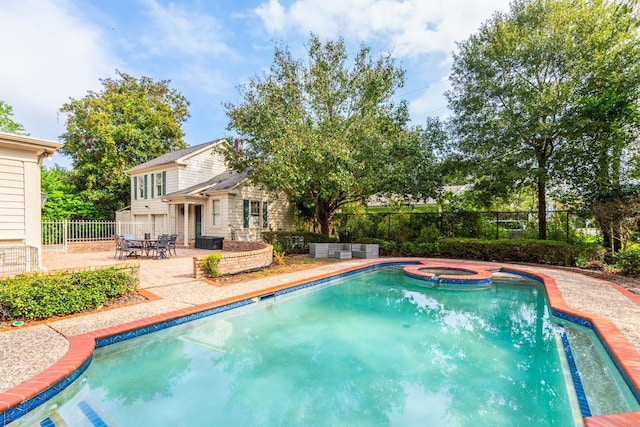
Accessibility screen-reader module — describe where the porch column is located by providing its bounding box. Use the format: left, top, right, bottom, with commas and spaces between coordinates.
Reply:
183, 202, 189, 247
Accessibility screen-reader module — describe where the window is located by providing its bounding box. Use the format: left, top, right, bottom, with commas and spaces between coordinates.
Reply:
250, 200, 260, 226
212, 199, 221, 226
155, 172, 164, 197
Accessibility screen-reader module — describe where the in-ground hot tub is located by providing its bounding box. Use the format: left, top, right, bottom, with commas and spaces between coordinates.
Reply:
403, 263, 494, 289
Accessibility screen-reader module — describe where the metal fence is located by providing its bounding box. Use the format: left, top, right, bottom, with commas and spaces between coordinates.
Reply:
0, 245, 39, 275
42, 221, 154, 253
332, 210, 598, 243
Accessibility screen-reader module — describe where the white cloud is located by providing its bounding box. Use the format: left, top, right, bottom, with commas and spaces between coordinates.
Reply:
255, 0, 287, 34
0, 0, 118, 140
139, 0, 234, 58
254, 0, 510, 57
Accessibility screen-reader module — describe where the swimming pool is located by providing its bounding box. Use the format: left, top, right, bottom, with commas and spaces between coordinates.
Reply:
9, 265, 639, 426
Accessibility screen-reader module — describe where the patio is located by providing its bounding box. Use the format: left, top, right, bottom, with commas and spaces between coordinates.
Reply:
1, 252, 640, 424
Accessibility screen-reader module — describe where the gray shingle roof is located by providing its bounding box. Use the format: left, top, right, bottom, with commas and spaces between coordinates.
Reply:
127, 139, 224, 173
164, 170, 248, 197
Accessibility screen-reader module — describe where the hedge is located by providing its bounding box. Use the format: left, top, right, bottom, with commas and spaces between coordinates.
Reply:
613, 250, 640, 275
262, 231, 338, 254
353, 237, 604, 267
0, 265, 139, 321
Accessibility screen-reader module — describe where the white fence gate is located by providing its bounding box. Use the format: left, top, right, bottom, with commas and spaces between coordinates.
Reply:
42, 221, 154, 253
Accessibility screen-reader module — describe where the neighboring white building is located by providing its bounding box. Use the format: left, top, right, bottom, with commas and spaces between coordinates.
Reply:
121, 139, 294, 246
0, 132, 62, 272
367, 185, 470, 208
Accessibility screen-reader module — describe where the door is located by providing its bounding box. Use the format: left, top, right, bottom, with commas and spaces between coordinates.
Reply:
195, 205, 202, 237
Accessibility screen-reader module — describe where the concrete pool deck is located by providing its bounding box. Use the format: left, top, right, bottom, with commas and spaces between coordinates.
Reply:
1, 251, 640, 425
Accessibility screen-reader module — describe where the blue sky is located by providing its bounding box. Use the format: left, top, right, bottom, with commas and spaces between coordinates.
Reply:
0, 0, 511, 168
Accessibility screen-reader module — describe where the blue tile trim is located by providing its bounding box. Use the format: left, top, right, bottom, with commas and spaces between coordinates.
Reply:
553, 310, 640, 404
78, 400, 108, 427
95, 298, 255, 348
556, 324, 591, 417
40, 417, 56, 427
0, 355, 93, 426
498, 267, 544, 284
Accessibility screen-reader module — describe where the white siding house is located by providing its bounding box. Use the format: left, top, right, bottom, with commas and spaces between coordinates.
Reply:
122, 139, 294, 246
0, 132, 62, 272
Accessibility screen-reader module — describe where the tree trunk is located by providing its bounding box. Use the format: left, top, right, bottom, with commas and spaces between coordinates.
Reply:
537, 171, 547, 240
315, 201, 333, 236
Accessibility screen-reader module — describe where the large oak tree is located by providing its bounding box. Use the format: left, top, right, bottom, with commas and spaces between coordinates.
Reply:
447, 0, 640, 241
223, 34, 442, 235
59, 70, 190, 218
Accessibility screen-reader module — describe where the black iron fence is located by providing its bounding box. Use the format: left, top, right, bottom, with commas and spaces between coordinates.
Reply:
330, 210, 598, 244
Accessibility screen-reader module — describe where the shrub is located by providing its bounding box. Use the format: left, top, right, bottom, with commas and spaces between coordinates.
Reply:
262, 231, 338, 254
613, 250, 640, 275
400, 241, 440, 257
273, 243, 286, 265
0, 266, 138, 321
436, 238, 605, 266
200, 253, 222, 277
355, 238, 397, 256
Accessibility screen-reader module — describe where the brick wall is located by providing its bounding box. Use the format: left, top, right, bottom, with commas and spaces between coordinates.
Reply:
67, 241, 115, 253
193, 243, 273, 278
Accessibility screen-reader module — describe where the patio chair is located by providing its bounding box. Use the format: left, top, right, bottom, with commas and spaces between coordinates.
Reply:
168, 234, 178, 256
154, 235, 170, 259
119, 236, 142, 259
114, 235, 124, 259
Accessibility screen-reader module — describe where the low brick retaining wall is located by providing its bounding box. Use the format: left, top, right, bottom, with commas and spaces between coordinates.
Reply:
193, 242, 273, 278
66, 241, 114, 253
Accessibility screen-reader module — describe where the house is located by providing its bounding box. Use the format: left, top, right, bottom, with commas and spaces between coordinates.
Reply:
366, 185, 470, 208
121, 139, 294, 246
0, 132, 62, 273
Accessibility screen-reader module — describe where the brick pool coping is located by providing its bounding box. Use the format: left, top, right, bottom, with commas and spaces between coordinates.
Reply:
1, 259, 639, 425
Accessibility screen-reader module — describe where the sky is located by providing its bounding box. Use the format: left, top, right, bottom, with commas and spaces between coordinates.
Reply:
0, 0, 512, 168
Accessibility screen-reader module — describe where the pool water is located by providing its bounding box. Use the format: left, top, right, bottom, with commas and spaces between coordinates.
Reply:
13, 268, 639, 426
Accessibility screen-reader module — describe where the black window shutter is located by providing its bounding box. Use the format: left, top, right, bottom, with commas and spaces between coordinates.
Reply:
144, 175, 148, 199
162, 171, 166, 196
262, 201, 268, 228
133, 177, 138, 200
151, 173, 155, 198
243, 199, 249, 228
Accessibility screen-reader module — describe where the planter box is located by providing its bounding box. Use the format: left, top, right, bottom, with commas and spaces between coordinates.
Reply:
195, 236, 224, 250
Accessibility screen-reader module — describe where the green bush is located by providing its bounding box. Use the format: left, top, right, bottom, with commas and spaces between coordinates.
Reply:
200, 253, 222, 277
613, 250, 640, 275
262, 231, 338, 254
437, 238, 605, 266
0, 266, 138, 321
400, 241, 440, 257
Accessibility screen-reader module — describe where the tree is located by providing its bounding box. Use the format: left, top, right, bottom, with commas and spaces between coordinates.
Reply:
41, 166, 99, 220
0, 100, 27, 135
447, 0, 640, 240
223, 34, 442, 235
59, 70, 190, 218
557, 2, 640, 250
